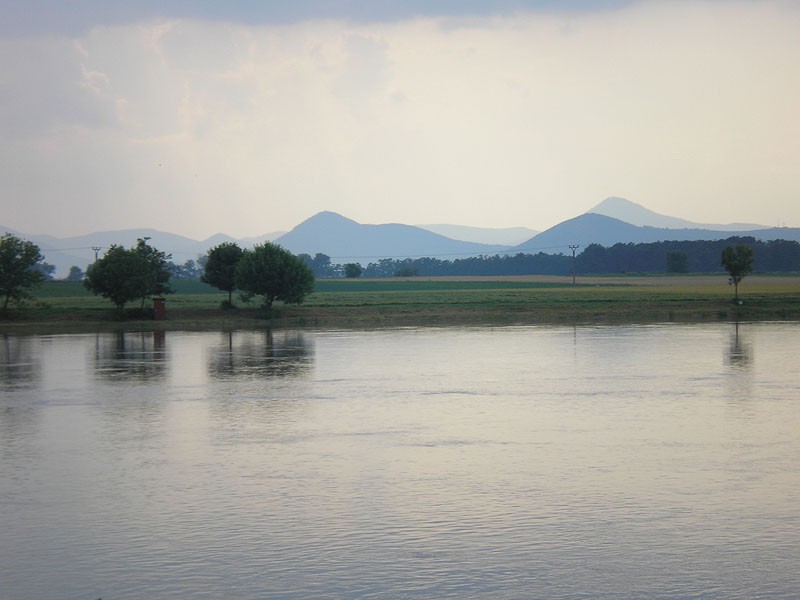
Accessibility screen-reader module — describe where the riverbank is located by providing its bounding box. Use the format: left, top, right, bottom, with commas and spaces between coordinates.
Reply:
2, 274, 799, 333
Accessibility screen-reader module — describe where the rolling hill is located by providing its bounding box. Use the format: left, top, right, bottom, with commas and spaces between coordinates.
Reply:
589, 197, 769, 231
513, 212, 800, 254
416, 223, 538, 246
4, 197, 797, 278
273, 212, 507, 263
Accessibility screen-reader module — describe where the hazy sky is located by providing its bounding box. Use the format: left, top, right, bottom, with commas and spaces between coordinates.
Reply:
2, 0, 799, 239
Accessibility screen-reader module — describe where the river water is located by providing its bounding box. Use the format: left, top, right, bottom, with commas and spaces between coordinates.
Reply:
1, 323, 798, 599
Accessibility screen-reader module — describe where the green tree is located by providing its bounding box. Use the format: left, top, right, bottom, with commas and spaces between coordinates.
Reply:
343, 263, 362, 278
0, 233, 46, 311
299, 253, 335, 278
84, 239, 172, 311
133, 237, 172, 304
721, 244, 754, 302
666, 251, 689, 273
235, 242, 314, 310
202, 242, 244, 305
31, 262, 56, 280
66, 265, 84, 281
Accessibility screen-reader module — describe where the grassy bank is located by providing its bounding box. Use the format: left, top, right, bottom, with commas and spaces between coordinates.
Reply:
2, 274, 800, 333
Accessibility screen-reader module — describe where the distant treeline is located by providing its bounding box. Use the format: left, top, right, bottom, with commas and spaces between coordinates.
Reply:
575, 237, 799, 275
351, 237, 799, 278
159, 237, 800, 281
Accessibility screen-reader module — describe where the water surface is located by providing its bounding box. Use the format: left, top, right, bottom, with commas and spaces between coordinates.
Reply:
1, 323, 799, 598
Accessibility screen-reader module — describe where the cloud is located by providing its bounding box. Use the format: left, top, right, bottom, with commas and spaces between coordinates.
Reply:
0, 1, 635, 37
0, 37, 116, 137
1, 1, 799, 238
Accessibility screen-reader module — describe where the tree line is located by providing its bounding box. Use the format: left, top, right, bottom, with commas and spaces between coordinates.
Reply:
0, 232, 786, 313
576, 237, 798, 275
297, 237, 788, 278
0, 234, 315, 315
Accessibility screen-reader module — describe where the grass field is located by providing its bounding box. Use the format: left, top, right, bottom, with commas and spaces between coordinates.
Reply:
3, 274, 800, 333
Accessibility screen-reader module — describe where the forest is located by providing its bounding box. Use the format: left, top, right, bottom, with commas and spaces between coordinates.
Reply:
336, 237, 800, 278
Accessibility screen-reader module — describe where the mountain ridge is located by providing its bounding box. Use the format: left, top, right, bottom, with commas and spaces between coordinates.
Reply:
3, 197, 797, 277
590, 197, 769, 231
514, 212, 800, 252
273, 211, 507, 263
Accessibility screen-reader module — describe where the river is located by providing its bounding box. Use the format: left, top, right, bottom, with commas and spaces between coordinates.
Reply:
1, 323, 798, 598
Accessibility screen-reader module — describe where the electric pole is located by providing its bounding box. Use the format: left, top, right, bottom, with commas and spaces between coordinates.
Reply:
92, 246, 101, 262
569, 245, 580, 285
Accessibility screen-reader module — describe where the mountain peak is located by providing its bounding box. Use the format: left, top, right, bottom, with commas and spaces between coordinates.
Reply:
589, 197, 693, 229
590, 196, 768, 231
274, 212, 505, 262
299, 211, 359, 227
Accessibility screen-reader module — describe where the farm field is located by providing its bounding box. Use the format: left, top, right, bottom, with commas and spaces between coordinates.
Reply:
3, 274, 800, 333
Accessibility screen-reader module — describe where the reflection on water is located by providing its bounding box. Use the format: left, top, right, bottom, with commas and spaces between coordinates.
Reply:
1, 323, 799, 599
0, 335, 41, 391
93, 331, 167, 381
726, 321, 752, 368
207, 330, 312, 379
724, 322, 754, 403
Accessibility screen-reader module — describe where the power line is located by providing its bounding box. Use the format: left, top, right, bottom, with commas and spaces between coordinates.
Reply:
37, 242, 579, 263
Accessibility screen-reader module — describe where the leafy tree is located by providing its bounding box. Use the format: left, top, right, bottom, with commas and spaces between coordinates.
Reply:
202, 242, 244, 304
133, 238, 172, 303
576, 243, 609, 274
344, 263, 363, 278
666, 251, 689, 273
31, 262, 56, 280
168, 259, 202, 280
84, 239, 172, 311
66, 265, 84, 281
235, 242, 314, 310
0, 233, 46, 311
721, 244, 754, 302
84, 246, 153, 310
299, 253, 336, 278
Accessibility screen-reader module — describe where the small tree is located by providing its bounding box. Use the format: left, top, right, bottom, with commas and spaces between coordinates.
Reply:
202, 242, 244, 305
721, 244, 754, 302
31, 262, 56, 280
66, 265, 84, 281
133, 238, 172, 305
0, 233, 46, 311
344, 263, 363, 278
235, 242, 314, 310
84, 239, 172, 312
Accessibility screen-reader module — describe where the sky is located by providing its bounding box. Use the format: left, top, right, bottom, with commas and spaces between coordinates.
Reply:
1, 0, 799, 239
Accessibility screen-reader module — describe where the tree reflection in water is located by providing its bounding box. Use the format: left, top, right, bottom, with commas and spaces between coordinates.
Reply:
0, 335, 41, 391
93, 330, 167, 381
724, 321, 754, 403
726, 321, 752, 369
208, 330, 312, 380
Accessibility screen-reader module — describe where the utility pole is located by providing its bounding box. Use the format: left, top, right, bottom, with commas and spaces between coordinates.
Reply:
92, 246, 101, 262
569, 245, 580, 285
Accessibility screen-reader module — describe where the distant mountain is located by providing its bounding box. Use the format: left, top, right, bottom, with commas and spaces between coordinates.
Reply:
590, 197, 769, 231
6, 198, 795, 278
416, 224, 538, 246
274, 211, 508, 263
514, 213, 800, 253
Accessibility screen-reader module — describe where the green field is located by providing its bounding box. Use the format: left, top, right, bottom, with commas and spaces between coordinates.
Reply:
3, 274, 800, 333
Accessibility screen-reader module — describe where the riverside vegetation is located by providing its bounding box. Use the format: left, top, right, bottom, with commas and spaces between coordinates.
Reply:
2, 274, 799, 333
